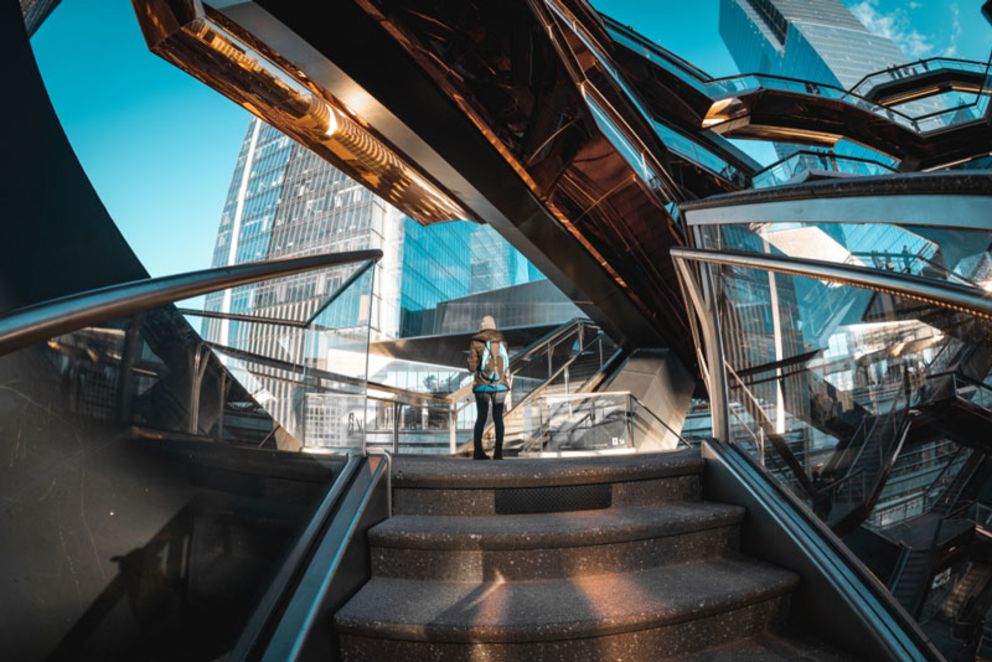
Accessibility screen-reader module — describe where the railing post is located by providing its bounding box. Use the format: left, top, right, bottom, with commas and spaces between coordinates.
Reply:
392, 401, 400, 454
448, 404, 457, 455
216, 370, 226, 442
626, 393, 635, 449
758, 427, 765, 467
188, 344, 210, 435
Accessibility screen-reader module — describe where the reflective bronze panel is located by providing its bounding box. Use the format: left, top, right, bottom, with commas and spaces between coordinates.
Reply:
131, 0, 477, 225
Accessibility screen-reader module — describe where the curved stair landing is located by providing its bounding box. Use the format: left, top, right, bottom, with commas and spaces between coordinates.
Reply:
334, 451, 849, 660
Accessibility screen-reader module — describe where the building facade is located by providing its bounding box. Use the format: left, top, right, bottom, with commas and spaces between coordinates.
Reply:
20, 0, 60, 36
719, 0, 907, 89
718, 0, 930, 160
204, 117, 577, 443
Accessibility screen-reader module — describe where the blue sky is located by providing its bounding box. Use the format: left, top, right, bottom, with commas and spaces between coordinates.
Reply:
30, 0, 990, 278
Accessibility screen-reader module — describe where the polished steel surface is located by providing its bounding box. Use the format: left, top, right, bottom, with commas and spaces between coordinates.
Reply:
130, 0, 732, 352
0, 250, 381, 356
607, 14, 992, 169
671, 248, 992, 321
702, 441, 939, 662
130, 0, 992, 355
685, 193, 992, 229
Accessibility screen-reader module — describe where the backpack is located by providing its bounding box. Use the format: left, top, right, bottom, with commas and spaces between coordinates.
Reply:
479, 339, 509, 385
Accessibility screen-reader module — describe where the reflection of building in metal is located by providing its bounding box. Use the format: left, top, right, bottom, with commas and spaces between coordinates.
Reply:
19, 0, 60, 36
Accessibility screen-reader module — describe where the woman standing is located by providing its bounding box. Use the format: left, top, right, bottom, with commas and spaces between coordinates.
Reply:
467, 315, 510, 460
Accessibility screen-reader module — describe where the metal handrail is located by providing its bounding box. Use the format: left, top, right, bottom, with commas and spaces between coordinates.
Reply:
0, 250, 383, 356
849, 55, 992, 94
847, 250, 983, 290
723, 360, 821, 495
670, 248, 992, 322
752, 150, 897, 183
627, 392, 693, 447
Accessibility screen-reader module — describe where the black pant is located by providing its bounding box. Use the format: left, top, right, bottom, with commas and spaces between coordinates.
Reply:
473, 390, 506, 458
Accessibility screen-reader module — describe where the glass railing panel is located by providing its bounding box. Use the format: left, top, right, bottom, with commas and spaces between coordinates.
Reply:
602, 21, 711, 93
520, 391, 689, 455
0, 299, 351, 660
752, 151, 897, 188
488, 322, 619, 453
178, 260, 375, 451
522, 392, 633, 453
652, 120, 742, 182
698, 260, 992, 530
364, 398, 463, 455
850, 58, 992, 98
698, 221, 992, 294
682, 398, 714, 443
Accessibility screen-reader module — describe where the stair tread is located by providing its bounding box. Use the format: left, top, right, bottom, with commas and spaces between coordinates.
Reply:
680, 634, 852, 661
334, 556, 798, 642
370, 502, 744, 550
392, 449, 702, 488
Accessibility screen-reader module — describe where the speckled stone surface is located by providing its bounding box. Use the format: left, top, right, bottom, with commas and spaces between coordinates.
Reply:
612, 475, 700, 505
370, 502, 743, 551
336, 447, 852, 660
393, 474, 700, 516
337, 596, 789, 661
372, 525, 738, 581
394, 487, 496, 516
683, 634, 856, 661
334, 556, 797, 642
391, 450, 702, 489
680, 171, 992, 211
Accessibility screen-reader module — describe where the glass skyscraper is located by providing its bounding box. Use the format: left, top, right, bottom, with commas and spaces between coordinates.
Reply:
718, 0, 935, 160
202, 117, 406, 444
203, 117, 578, 435
20, 0, 60, 36
203, 117, 404, 346
719, 0, 907, 89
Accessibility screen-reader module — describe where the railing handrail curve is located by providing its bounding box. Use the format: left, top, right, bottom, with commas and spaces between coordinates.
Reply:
0, 250, 383, 357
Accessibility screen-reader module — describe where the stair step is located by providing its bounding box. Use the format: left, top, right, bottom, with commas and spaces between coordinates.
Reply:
392, 450, 702, 489
394, 474, 700, 516
336, 557, 797, 659
393, 451, 703, 516
370, 503, 744, 580
684, 634, 852, 661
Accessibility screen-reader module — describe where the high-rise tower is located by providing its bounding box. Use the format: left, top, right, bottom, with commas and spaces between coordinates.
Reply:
719, 0, 907, 89
203, 118, 577, 442
718, 0, 925, 160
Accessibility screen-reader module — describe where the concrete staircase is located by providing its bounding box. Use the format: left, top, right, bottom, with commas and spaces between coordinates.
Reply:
334, 450, 848, 660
